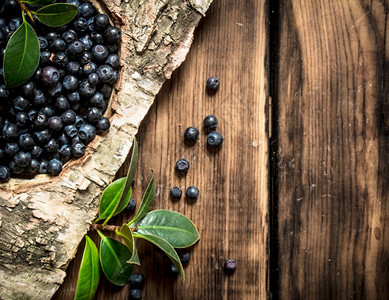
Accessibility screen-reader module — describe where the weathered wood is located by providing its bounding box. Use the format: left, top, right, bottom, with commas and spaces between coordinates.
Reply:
274, 0, 389, 298
0, 0, 211, 299
55, 0, 270, 298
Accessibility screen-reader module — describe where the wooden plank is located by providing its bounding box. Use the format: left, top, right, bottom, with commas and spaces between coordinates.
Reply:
54, 0, 269, 299
274, 0, 389, 298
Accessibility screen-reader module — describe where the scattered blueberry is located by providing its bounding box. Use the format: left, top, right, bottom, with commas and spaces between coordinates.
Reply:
170, 187, 182, 199
179, 251, 190, 265
129, 273, 145, 289
206, 76, 220, 92
175, 158, 189, 174
125, 198, 136, 213
166, 263, 179, 278
203, 115, 218, 132
129, 289, 142, 300
185, 186, 199, 200
207, 131, 223, 149
224, 259, 236, 274
184, 127, 199, 145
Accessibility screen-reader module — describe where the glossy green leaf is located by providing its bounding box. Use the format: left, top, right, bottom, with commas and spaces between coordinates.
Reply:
131, 210, 200, 248
95, 177, 132, 223
3, 19, 39, 88
33, 3, 77, 27
97, 230, 134, 286
102, 139, 139, 225
23, 0, 55, 5
129, 176, 155, 225
74, 236, 100, 300
115, 224, 140, 265
134, 233, 184, 281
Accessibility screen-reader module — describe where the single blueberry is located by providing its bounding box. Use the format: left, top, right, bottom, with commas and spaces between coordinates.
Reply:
175, 158, 189, 174
184, 127, 199, 145
185, 186, 199, 200
170, 187, 182, 199
206, 76, 220, 92
129, 273, 145, 289
224, 259, 236, 274
207, 131, 223, 149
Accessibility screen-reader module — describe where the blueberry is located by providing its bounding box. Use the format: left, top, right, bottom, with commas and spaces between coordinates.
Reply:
73, 18, 88, 33
207, 131, 223, 149
78, 123, 96, 143
88, 73, 99, 85
94, 14, 109, 31
71, 141, 86, 157
206, 76, 220, 92
8, 17, 22, 31
170, 187, 182, 199
104, 26, 121, 43
33, 112, 48, 129
45, 138, 58, 153
62, 30, 77, 43
82, 62, 97, 75
79, 51, 93, 65
96, 117, 110, 133
67, 40, 85, 57
40, 106, 55, 117
67, 91, 80, 104
26, 159, 39, 175
100, 83, 112, 98
96, 64, 113, 82
125, 198, 136, 213
166, 263, 179, 278
40, 66, 60, 86
74, 115, 85, 128
105, 54, 120, 69
59, 144, 72, 161
78, 3, 95, 18
47, 158, 62, 175
21, 81, 36, 99
9, 161, 24, 175
224, 259, 236, 274
106, 43, 119, 53
61, 110, 76, 125
66, 61, 81, 75
31, 145, 43, 158
33, 90, 46, 107
184, 127, 199, 144
61, 75, 78, 92
53, 52, 69, 67
4, 142, 19, 157
34, 129, 51, 144
0, 166, 10, 182
185, 186, 199, 200
85, 107, 102, 124
57, 133, 69, 147
3, 123, 19, 140
19, 133, 34, 150
40, 51, 52, 64
28, 109, 38, 124
92, 44, 109, 61
0, 85, 9, 101
14, 151, 31, 167
16, 112, 29, 127
79, 79, 96, 97
175, 158, 189, 174
13, 95, 30, 111
38, 36, 48, 49
179, 251, 190, 265
51, 38, 66, 53
90, 92, 106, 110
46, 32, 59, 42
38, 159, 49, 174
91, 31, 104, 44
79, 35, 93, 50
64, 124, 78, 138
129, 289, 142, 300
129, 273, 145, 289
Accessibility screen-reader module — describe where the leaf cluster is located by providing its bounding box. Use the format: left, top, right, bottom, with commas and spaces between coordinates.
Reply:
3, 0, 78, 88
75, 139, 200, 299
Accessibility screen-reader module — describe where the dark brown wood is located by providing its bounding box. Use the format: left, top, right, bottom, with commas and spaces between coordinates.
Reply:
274, 0, 389, 299
54, 0, 269, 299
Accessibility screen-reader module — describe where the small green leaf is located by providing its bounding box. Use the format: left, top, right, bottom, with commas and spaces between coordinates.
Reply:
101, 139, 139, 225
23, 0, 55, 5
129, 176, 155, 225
95, 177, 132, 223
33, 3, 77, 27
134, 233, 184, 281
3, 19, 39, 88
116, 224, 140, 265
97, 230, 134, 286
74, 236, 100, 300
131, 210, 200, 248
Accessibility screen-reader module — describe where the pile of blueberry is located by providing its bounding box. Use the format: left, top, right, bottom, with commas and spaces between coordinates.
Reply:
129, 273, 145, 300
0, 0, 121, 182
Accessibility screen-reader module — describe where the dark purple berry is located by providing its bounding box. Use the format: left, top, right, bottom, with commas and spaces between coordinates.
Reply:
206, 77, 220, 92
62, 75, 78, 92
179, 251, 190, 265
38, 36, 48, 49
129, 289, 142, 300
104, 26, 121, 43
203, 115, 219, 131
54, 95, 70, 112
224, 259, 236, 274
96, 117, 110, 133
94, 14, 109, 31
85, 107, 102, 124
66, 61, 81, 75
78, 123, 96, 143
90, 92, 106, 110
64, 124, 78, 138
31, 145, 43, 158
73, 18, 88, 33
3, 123, 19, 140
40, 66, 60, 86
207, 131, 223, 149
82, 62, 97, 75
61, 110, 76, 125
166, 263, 178, 278
40, 51, 52, 64
67, 40, 85, 57
47, 158, 62, 175
78, 3, 95, 18
0, 166, 11, 182
170, 187, 182, 199
33, 90, 46, 107
21, 81, 36, 99
125, 198, 136, 213
129, 273, 145, 289
105, 54, 120, 69
19, 134, 34, 150
38, 159, 49, 174
62, 30, 77, 43
79, 79, 96, 97
14, 151, 31, 167
175, 158, 189, 174
59, 144, 72, 161
185, 186, 199, 200
33, 112, 48, 129
4, 143, 19, 157
45, 139, 58, 153
184, 127, 199, 144
34, 129, 51, 144
71, 141, 86, 157
88, 73, 99, 85
51, 38, 66, 53
96, 64, 113, 82
92, 44, 109, 61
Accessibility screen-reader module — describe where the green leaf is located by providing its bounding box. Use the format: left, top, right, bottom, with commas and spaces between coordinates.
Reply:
97, 230, 134, 286
74, 236, 100, 300
115, 224, 140, 265
3, 19, 39, 88
95, 177, 132, 223
129, 176, 155, 225
131, 210, 200, 248
134, 233, 184, 281
33, 3, 78, 27
23, 0, 55, 5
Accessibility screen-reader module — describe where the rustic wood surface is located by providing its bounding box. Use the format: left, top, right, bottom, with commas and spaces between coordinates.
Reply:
272, 0, 389, 299
54, 0, 270, 299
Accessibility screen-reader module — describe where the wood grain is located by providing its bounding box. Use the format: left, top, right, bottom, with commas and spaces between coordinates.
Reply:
273, 0, 389, 298
54, 0, 269, 299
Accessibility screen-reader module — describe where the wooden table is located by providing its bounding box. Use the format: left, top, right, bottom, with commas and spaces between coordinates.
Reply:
54, 0, 388, 299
